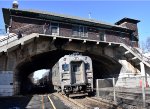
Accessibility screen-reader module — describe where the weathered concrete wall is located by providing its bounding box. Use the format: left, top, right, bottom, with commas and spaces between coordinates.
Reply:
0, 71, 14, 96
118, 60, 140, 78
115, 60, 141, 87
7, 52, 17, 71
0, 55, 7, 71
115, 77, 142, 88
0, 34, 148, 95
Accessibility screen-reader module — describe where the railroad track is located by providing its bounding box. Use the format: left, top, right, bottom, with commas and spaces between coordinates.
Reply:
25, 94, 56, 109
25, 94, 70, 109
73, 97, 114, 109
54, 93, 121, 109
42, 94, 56, 109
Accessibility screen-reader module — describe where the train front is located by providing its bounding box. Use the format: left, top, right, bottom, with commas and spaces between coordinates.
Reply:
59, 54, 93, 95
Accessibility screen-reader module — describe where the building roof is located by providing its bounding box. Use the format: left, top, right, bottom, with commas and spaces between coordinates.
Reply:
115, 17, 140, 25
2, 8, 134, 33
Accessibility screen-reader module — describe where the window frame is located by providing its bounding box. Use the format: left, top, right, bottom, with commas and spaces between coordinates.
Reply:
72, 25, 88, 37
50, 22, 59, 36
62, 63, 69, 71
85, 63, 90, 70
99, 32, 105, 41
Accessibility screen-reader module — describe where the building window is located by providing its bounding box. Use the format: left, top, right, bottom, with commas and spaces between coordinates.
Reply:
83, 27, 88, 37
120, 33, 125, 39
99, 32, 105, 41
72, 26, 79, 36
72, 25, 88, 37
51, 22, 59, 36
51, 27, 58, 34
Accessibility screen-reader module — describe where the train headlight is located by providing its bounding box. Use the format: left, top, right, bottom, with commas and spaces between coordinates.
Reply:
79, 86, 82, 90
74, 57, 79, 60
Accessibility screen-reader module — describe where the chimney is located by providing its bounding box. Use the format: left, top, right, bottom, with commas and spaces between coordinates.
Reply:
12, 0, 19, 9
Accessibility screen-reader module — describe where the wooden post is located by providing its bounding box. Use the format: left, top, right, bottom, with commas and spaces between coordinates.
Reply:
142, 76, 146, 108
96, 79, 99, 97
113, 77, 116, 103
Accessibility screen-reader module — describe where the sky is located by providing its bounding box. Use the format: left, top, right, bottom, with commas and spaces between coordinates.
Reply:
33, 69, 49, 79
0, 0, 150, 45
0, 0, 150, 78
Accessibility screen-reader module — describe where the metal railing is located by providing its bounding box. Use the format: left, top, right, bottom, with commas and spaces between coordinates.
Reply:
0, 33, 18, 47
0, 24, 39, 47
131, 47, 150, 63
118, 36, 150, 64
96, 77, 150, 108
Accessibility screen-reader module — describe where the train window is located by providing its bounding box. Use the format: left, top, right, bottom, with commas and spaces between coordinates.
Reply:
85, 63, 90, 70
72, 64, 80, 72
62, 64, 69, 71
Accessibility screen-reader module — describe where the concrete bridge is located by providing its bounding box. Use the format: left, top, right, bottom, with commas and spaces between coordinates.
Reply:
0, 8, 150, 96
0, 33, 150, 95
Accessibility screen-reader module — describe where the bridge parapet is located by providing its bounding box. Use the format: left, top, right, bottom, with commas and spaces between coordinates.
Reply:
0, 33, 150, 76
0, 33, 39, 53
0, 33, 150, 96
0, 33, 18, 47
0, 33, 149, 66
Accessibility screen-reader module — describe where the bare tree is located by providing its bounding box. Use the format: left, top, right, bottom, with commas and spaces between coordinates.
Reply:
141, 37, 150, 53
141, 41, 146, 53
145, 37, 150, 52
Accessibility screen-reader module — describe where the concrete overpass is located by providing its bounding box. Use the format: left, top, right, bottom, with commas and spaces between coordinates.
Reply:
0, 33, 150, 95
1, 8, 150, 96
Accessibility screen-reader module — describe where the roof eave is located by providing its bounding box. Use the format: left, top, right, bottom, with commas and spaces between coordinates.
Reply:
2, 8, 134, 33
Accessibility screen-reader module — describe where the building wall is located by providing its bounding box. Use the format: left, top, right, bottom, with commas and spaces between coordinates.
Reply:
0, 71, 14, 96
10, 16, 137, 47
120, 22, 138, 37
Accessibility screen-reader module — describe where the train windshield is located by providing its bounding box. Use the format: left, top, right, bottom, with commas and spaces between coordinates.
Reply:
85, 63, 90, 70
62, 64, 69, 71
72, 64, 80, 72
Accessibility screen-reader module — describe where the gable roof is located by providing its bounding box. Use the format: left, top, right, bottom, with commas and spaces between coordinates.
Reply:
115, 17, 140, 25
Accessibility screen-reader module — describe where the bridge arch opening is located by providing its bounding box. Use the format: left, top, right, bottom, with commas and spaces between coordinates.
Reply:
15, 49, 121, 95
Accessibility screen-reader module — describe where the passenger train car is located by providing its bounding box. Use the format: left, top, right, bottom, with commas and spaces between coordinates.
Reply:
38, 70, 51, 86
52, 53, 93, 96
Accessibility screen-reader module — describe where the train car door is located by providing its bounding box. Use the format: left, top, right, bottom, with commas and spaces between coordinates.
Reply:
71, 61, 83, 84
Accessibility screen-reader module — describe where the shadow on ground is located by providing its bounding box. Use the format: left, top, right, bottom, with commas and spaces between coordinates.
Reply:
0, 95, 33, 109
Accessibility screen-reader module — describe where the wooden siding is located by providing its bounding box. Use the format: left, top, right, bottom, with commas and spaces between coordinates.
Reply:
59, 24, 72, 37
10, 16, 46, 35
9, 16, 138, 47
120, 22, 138, 37
105, 30, 133, 46
125, 23, 138, 37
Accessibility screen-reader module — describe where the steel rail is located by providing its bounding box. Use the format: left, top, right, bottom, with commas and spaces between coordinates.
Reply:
47, 95, 56, 109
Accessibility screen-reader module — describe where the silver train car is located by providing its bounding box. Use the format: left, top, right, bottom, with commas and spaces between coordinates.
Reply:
52, 53, 93, 95
38, 70, 51, 86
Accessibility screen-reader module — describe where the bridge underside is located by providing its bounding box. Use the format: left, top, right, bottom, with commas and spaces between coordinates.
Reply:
15, 49, 121, 94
